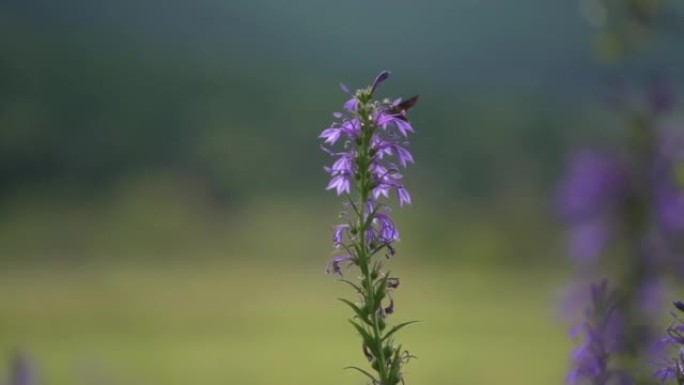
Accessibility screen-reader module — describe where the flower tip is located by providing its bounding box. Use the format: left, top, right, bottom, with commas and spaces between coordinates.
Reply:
370, 70, 391, 94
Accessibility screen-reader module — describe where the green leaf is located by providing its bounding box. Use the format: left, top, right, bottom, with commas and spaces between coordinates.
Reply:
343, 366, 377, 384
338, 279, 362, 293
349, 319, 374, 346
381, 321, 420, 342
374, 280, 387, 305
387, 344, 403, 385
338, 298, 369, 324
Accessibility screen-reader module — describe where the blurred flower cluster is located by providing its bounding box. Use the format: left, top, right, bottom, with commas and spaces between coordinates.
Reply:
563, 3, 684, 382
559, 77, 684, 384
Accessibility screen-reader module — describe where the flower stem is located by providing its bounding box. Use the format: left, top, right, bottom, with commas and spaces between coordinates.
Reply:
356, 102, 390, 384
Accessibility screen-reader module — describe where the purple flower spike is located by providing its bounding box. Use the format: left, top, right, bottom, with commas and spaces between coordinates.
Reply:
320, 72, 418, 385
370, 70, 391, 95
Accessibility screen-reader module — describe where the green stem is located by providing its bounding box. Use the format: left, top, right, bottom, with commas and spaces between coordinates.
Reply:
356, 101, 390, 384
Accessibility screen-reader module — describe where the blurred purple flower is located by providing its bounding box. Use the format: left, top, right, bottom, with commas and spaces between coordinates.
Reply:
648, 74, 675, 115
566, 219, 611, 263
637, 279, 666, 316
655, 184, 684, 233
9, 353, 35, 385
568, 281, 631, 385
557, 149, 628, 263
654, 301, 684, 384
557, 149, 627, 221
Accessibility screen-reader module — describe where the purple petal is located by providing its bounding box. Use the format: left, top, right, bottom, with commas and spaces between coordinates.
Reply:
332, 224, 350, 247
326, 175, 351, 195
325, 254, 354, 275
344, 97, 358, 112
397, 186, 411, 207
393, 119, 414, 137
384, 298, 394, 314
370, 70, 391, 94
392, 144, 414, 167
319, 127, 342, 145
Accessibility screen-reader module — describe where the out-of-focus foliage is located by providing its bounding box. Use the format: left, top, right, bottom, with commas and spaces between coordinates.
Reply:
4, 0, 682, 201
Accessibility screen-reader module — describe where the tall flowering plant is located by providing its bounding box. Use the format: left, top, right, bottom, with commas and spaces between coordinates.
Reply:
320, 71, 418, 385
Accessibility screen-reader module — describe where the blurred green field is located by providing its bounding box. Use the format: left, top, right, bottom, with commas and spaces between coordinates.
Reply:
0, 262, 570, 385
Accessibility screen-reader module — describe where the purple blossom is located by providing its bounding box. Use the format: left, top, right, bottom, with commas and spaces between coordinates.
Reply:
397, 186, 411, 207
374, 212, 399, 243
321, 71, 416, 230
375, 106, 415, 137
332, 224, 350, 248
326, 174, 351, 196
325, 254, 354, 276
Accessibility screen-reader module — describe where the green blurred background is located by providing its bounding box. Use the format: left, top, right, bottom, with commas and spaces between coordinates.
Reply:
1, 0, 683, 384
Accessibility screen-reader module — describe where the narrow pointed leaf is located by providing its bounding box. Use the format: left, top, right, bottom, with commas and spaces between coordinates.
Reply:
381, 321, 420, 342
343, 366, 378, 383
338, 298, 369, 324
338, 279, 363, 293
349, 319, 375, 345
